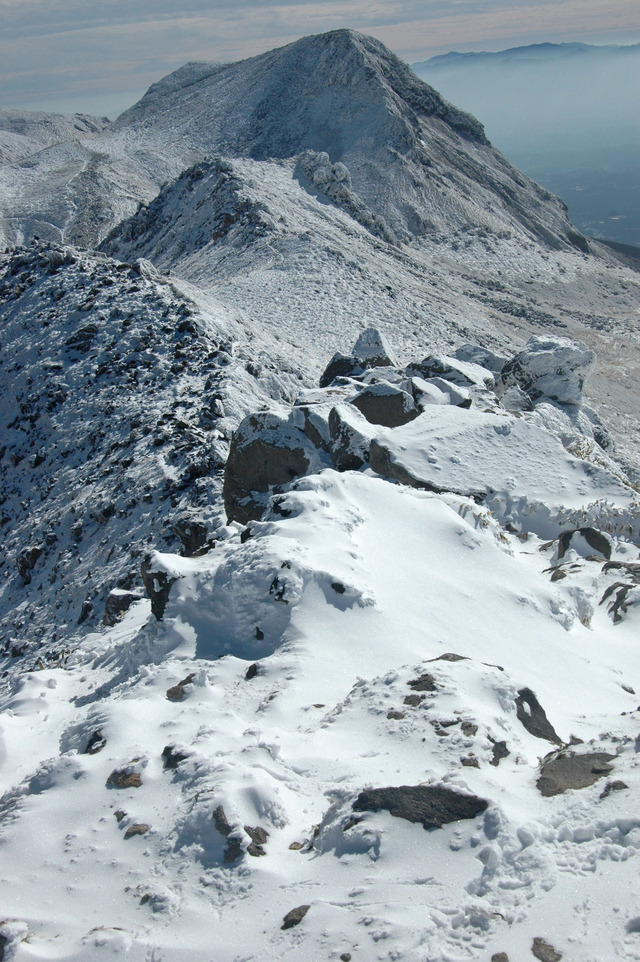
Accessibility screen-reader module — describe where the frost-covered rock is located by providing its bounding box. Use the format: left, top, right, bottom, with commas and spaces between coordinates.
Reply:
352, 326, 396, 368
350, 382, 419, 427
328, 403, 375, 471
497, 335, 596, 407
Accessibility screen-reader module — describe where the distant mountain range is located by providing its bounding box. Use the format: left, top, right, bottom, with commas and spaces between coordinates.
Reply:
413, 42, 640, 247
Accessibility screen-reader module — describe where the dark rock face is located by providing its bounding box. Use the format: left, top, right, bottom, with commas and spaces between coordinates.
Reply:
557, 526, 611, 560
166, 673, 196, 701
531, 937, 562, 961
281, 905, 310, 930
489, 740, 510, 767
161, 745, 189, 770
350, 383, 419, 428
245, 825, 269, 856
515, 688, 561, 744
124, 823, 150, 838
320, 352, 364, 388
213, 805, 243, 863
352, 784, 488, 829
407, 672, 437, 691
84, 730, 107, 755
103, 589, 143, 626
599, 561, 640, 623
16, 544, 42, 584
537, 751, 615, 796
141, 560, 177, 621
223, 412, 312, 524
172, 517, 208, 556
328, 405, 371, 471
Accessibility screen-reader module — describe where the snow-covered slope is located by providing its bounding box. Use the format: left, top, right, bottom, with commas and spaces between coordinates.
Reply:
1, 27, 640, 962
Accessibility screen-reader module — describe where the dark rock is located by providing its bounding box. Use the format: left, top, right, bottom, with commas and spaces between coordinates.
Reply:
515, 688, 561, 744
103, 589, 143, 626
461, 755, 480, 768
245, 663, 259, 680
107, 769, 142, 789
352, 784, 488, 829
557, 527, 611, 561
223, 412, 313, 524
600, 780, 628, 799
331, 582, 345, 594
387, 710, 405, 720
84, 730, 107, 755
281, 904, 310, 930
213, 805, 243, 863
124, 823, 150, 838
245, 824, 269, 856
404, 694, 423, 707
161, 745, 189, 770
491, 954, 509, 962
114, 810, 126, 822
461, 721, 478, 737
350, 382, 419, 427
408, 673, 437, 691
166, 673, 196, 701
328, 405, 371, 471
340, 955, 352, 962
172, 517, 208, 556
531, 937, 562, 961
489, 740, 510, 766
537, 750, 615, 796
320, 352, 364, 388
16, 544, 42, 584
141, 559, 177, 620
429, 652, 468, 662
599, 564, 640, 623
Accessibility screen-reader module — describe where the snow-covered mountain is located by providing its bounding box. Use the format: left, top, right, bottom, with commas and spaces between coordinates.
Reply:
1, 28, 639, 962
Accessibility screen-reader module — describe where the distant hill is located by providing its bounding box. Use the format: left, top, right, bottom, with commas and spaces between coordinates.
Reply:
413, 42, 640, 246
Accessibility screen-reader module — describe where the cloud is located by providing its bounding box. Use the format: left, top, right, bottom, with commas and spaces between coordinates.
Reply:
1, 0, 639, 116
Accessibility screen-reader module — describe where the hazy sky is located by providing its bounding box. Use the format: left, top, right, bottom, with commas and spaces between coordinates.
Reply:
2, 0, 639, 118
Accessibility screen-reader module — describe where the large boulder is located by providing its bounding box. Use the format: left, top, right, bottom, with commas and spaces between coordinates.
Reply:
350, 382, 419, 428
496, 335, 595, 407
352, 326, 396, 368
223, 412, 325, 524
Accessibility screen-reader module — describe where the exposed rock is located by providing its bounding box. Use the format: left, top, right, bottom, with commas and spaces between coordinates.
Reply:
352, 784, 488, 829
281, 904, 310, 930
213, 805, 243, 863
453, 344, 508, 374
328, 404, 373, 470
496, 335, 595, 407
166, 673, 196, 701
407, 353, 494, 389
599, 561, 640, 623
387, 710, 405, 720
429, 652, 468, 663
557, 526, 611, 561
407, 673, 437, 691
531, 936, 562, 961
350, 382, 419, 427
223, 412, 316, 524
489, 740, 510, 766
600, 780, 628, 798
403, 694, 423, 707
461, 755, 480, 768
161, 745, 189, 770
319, 352, 364, 388
16, 544, 42, 584
245, 663, 259, 680
245, 825, 270, 856
461, 721, 478, 737
141, 559, 177, 621
114, 810, 126, 822
107, 768, 142, 789
103, 589, 143, 626
352, 326, 396, 367
491, 954, 509, 962
84, 730, 107, 755
124, 823, 150, 838
172, 517, 208, 556
537, 750, 615, 796
515, 688, 561, 744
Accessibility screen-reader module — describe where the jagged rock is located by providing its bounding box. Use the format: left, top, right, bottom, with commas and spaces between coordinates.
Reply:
16, 545, 42, 584
350, 382, 419, 427
103, 589, 143, 626
84, 730, 106, 755
353, 784, 488, 829
599, 561, 640, 623
172, 517, 208, 556
407, 673, 437, 691
245, 825, 269, 856
141, 559, 177, 621
124, 823, 150, 838
489, 740, 510, 766
537, 750, 615, 796
352, 327, 396, 367
497, 335, 595, 407
107, 768, 143, 789
319, 353, 365, 388
557, 526, 611, 561
223, 412, 317, 524
531, 936, 562, 960
213, 805, 243, 862
328, 404, 373, 470
515, 688, 561, 744
161, 745, 189, 769
166, 673, 196, 701
281, 905, 310, 930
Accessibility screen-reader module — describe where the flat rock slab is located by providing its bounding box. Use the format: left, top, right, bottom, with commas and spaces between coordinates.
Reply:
537, 751, 615, 796
353, 784, 487, 829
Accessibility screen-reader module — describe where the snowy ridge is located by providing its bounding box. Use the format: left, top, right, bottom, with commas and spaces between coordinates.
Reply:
0, 27, 640, 962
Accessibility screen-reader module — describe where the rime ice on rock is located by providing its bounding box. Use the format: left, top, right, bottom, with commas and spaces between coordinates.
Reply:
352, 327, 396, 368
496, 335, 595, 407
